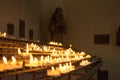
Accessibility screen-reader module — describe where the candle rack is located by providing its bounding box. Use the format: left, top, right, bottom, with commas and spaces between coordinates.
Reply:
0, 37, 103, 80
0, 58, 102, 80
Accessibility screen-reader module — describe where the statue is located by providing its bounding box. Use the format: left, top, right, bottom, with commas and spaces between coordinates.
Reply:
49, 7, 66, 42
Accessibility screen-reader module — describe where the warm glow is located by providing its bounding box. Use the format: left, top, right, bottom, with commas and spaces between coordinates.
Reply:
18, 48, 21, 54
69, 62, 72, 66
3, 32, 6, 37
66, 63, 69, 67
80, 51, 86, 56
49, 41, 63, 46
86, 54, 91, 58
3, 56, 8, 64
80, 60, 91, 66
59, 64, 62, 68
26, 43, 29, 54
11, 56, 16, 63
63, 65, 67, 70
30, 55, 33, 63
40, 56, 44, 61
70, 44, 72, 47
34, 57, 38, 62
43, 46, 47, 51
52, 66, 55, 71
47, 55, 50, 60
80, 55, 84, 59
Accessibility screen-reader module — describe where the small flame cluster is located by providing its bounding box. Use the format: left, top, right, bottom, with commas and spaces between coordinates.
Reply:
0, 56, 23, 71
0, 32, 6, 37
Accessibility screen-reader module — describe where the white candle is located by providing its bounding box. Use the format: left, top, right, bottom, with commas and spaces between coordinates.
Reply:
3, 56, 8, 64
2, 56, 16, 70
68, 62, 75, 71
18, 48, 21, 55
86, 54, 91, 58
80, 60, 91, 66
80, 52, 86, 56
3, 32, 6, 37
25, 55, 38, 67
26, 43, 29, 54
40, 56, 44, 61
51, 66, 55, 71
69, 62, 72, 67
30, 55, 33, 63
47, 66, 60, 76
59, 64, 62, 68
11, 56, 16, 64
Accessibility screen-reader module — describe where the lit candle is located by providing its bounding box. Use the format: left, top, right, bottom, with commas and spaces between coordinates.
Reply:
3, 32, 6, 37
11, 56, 16, 64
80, 51, 86, 56
40, 56, 44, 61
59, 64, 68, 73
43, 46, 47, 51
47, 66, 60, 76
70, 44, 72, 47
26, 43, 29, 54
18, 48, 21, 55
68, 62, 75, 71
30, 55, 33, 63
59, 64, 62, 68
25, 55, 38, 67
80, 55, 84, 59
86, 54, 91, 58
11, 56, 22, 69
69, 62, 72, 67
52, 66, 55, 71
3, 56, 8, 64
80, 60, 91, 66
2, 56, 15, 70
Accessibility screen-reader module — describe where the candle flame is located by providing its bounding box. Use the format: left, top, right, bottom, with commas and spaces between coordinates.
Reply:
52, 66, 54, 71
59, 64, 62, 68
26, 43, 29, 54
3, 32, 6, 37
69, 62, 72, 66
11, 56, 16, 63
30, 55, 33, 63
3, 56, 8, 64
66, 63, 69, 67
34, 57, 38, 62
18, 48, 21, 54
40, 56, 44, 61
80, 51, 86, 56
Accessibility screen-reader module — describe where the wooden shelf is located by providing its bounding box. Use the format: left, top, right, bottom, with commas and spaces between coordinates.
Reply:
0, 59, 102, 79
0, 37, 103, 80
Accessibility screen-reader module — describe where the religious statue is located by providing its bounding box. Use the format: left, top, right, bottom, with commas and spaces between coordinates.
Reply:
49, 7, 66, 42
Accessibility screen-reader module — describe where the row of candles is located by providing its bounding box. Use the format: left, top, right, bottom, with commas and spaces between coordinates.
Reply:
0, 43, 92, 73
0, 56, 23, 71
50, 48, 91, 57
47, 62, 75, 76
46, 45, 91, 76
47, 59, 91, 76
26, 43, 63, 52
0, 52, 91, 72
49, 41, 63, 46
19, 43, 92, 58
17, 43, 53, 57
0, 56, 91, 77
